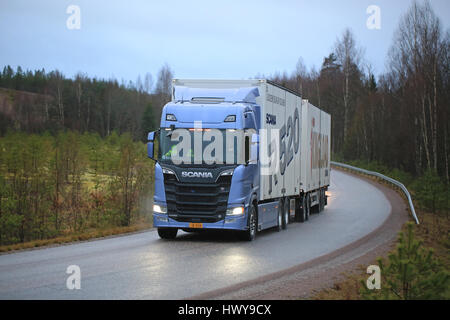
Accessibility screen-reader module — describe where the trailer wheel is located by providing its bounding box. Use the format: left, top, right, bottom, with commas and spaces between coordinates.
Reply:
276, 200, 283, 232
314, 191, 322, 214
282, 198, 289, 229
296, 196, 308, 222
240, 205, 257, 241
294, 198, 302, 222
305, 194, 311, 221
320, 189, 325, 212
157, 228, 178, 239
318, 189, 322, 212
311, 192, 320, 214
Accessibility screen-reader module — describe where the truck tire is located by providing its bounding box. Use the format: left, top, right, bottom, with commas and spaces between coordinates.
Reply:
240, 205, 257, 241
294, 198, 302, 222
276, 200, 283, 232
282, 197, 289, 229
311, 193, 320, 214
318, 189, 322, 212
158, 228, 178, 239
319, 189, 325, 212
304, 194, 311, 221
313, 191, 321, 214
297, 196, 307, 222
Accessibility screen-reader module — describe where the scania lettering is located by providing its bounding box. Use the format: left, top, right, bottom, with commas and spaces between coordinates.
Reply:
181, 171, 213, 178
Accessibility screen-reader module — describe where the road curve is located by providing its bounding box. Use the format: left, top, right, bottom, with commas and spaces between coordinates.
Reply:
0, 170, 393, 299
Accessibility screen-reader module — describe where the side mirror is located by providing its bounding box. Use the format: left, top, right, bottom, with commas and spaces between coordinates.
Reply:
147, 131, 156, 160
244, 135, 250, 165
250, 133, 259, 164
148, 131, 155, 142
245, 133, 259, 165
147, 142, 155, 160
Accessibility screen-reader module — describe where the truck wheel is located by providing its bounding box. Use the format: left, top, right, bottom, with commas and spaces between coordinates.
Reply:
158, 228, 178, 239
297, 196, 307, 222
282, 198, 289, 229
320, 189, 325, 212
240, 205, 257, 241
294, 198, 302, 222
276, 200, 283, 232
320, 189, 326, 211
311, 193, 320, 214
305, 194, 311, 220
314, 191, 321, 214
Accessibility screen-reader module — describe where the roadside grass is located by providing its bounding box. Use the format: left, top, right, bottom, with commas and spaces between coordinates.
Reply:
312, 165, 450, 300
313, 210, 449, 299
0, 168, 154, 253
313, 271, 364, 300
0, 221, 153, 254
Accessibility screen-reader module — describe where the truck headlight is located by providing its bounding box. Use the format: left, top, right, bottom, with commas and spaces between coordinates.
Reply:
162, 168, 177, 176
220, 169, 234, 177
153, 204, 167, 214
224, 115, 236, 122
166, 114, 177, 121
226, 206, 244, 216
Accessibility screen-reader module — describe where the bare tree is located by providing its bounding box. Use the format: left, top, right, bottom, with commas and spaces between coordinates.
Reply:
154, 63, 174, 120
74, 73, 86, 131
136, 75, 143, 93
334, 29, 364, 145
144, 72, 153, 94
388, 0, 446, 172
155, 63, 174, 97
49, 70, 65, 127
295, 57, 308, 95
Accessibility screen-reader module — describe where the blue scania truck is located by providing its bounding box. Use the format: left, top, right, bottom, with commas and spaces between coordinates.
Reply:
147, 79, 330, 241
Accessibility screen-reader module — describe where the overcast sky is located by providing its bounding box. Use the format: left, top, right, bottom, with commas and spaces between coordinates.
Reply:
1, 0, 449, 85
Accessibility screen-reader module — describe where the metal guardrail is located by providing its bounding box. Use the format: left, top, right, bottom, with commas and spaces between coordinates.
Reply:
331, 161, 420, 224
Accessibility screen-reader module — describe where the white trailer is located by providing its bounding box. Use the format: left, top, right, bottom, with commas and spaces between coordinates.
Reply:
255, 82, 331, 221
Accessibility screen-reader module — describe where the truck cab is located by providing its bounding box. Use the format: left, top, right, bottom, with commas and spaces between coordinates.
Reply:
148, 84, 261, 240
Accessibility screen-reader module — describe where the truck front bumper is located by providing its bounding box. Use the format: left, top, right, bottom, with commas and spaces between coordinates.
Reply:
153, 212, 248, 231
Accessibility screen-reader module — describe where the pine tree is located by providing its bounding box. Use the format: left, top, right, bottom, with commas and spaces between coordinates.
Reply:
413, 169, 447, 214
362, 222, 449, 299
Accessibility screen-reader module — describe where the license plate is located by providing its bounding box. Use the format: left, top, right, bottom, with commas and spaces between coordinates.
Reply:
189, 223, 203, 229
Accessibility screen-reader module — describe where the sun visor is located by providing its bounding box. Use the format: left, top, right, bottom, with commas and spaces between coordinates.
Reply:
173, 86, 260, 104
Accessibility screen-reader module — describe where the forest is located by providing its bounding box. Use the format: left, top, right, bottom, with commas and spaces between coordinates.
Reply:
0, 62, 174, 141
0, 1, 448, 246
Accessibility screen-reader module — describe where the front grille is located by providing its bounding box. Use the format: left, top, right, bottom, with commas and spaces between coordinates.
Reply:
164, 173, 232, 222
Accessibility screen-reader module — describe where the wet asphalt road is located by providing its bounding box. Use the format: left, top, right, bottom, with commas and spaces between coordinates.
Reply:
0, 169, 391, 299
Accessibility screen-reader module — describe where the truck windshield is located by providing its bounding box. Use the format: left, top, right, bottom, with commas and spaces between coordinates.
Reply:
158, 128, 246, 166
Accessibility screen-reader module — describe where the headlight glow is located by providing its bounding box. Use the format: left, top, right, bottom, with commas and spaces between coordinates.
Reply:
226, 206, 244, 216
162, 168, 176, 175
220, 169, 234, 177
166, 114, 177, 121
153, 204, 167, 214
